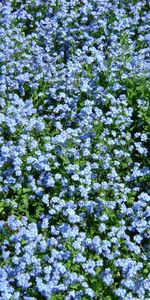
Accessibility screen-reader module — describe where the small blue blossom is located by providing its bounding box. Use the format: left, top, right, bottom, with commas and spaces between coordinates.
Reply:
101, 268, 114, 286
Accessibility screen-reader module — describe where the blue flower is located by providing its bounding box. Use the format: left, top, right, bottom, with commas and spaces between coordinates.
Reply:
101, 268, 114, 286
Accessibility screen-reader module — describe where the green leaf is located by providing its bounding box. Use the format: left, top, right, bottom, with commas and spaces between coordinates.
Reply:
0, 203, 4, 213
143, 268, 149, 274
22, 188, 31, 194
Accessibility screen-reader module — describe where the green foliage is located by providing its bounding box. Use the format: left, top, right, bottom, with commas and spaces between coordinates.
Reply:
49, 294, 64, 300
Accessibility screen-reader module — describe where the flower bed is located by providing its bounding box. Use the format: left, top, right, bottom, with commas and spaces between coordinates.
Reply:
0, 0, 150, 299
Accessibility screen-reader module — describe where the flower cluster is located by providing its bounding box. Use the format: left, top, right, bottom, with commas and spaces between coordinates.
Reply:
0, 0, 149, 299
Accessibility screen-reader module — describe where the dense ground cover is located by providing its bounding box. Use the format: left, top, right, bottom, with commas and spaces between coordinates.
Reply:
0, 0, 150, 299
